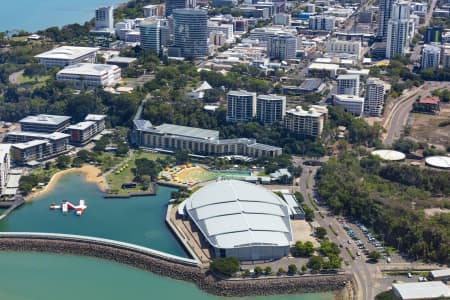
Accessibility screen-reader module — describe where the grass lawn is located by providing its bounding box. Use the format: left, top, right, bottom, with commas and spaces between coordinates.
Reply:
106, 151, 167, 195
16, 74, 50, 86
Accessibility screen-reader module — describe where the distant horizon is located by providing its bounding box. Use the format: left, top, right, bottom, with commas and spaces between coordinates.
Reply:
0, 0, 119, 32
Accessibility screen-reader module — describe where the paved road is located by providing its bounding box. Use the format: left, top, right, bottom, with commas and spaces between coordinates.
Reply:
383, 81, 450, 146
133, 94, 151, 121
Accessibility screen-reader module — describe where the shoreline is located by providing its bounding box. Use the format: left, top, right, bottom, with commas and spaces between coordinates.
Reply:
25, 165, 106, 202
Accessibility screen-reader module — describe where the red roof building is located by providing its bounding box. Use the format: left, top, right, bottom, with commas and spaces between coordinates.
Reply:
413, 96, 440, 114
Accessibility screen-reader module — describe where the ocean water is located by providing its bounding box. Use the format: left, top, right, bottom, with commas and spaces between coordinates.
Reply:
0, 0, 120, 32
0, 252, 333, 300
0, 174, 333, 300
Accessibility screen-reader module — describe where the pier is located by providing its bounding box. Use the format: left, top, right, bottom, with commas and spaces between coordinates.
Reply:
0, 197, 24, 221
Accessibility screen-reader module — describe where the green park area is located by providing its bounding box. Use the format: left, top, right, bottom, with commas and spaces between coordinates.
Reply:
106, 151, 167, 195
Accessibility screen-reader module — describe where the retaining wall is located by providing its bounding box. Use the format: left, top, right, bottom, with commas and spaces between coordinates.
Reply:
0, 233, 352, 297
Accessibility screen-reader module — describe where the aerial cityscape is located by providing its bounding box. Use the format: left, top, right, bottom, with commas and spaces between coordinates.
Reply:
0, 0, 449, 299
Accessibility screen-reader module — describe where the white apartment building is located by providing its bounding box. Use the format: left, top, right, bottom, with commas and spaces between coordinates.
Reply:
256, 94, 286, 125
0, 144, 11, 195
421, 44, 441, 69
334, 94, 365, 116
273, 13, 291, 26
140, 18, 161, 55
325, 38, 362, 60
208, 22, 234, 42
267, 34, 297, 60
226, 90, 257, 123
443, 49, 450, 68
249, 26, 297, 42
210, 31, 226, 46
336, 74, 360, 96
308, 15, 335, 31
35, 46, 99, 68
386, 2, 411, 59
284, 106, 328, 137
56, 63, 121, 88
144, 4, 161, 17
364, 78, 385, 117
93, 6, 114, 33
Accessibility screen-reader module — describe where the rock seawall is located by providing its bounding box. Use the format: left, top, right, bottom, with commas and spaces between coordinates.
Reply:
0, 237, 352, 297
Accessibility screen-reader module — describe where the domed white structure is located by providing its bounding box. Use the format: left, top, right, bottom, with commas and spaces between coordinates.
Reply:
425, 156, 450, 169
185, 180, 293, 261
371, 149, 406, 161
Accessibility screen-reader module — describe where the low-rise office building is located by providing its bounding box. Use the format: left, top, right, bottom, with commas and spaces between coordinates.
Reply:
325, 38, 362, 60
284, 105, 328, 137
132, 120, 282, 158
35, 46, 99, 68
336, 74, 360, 96
333, 94, 364, 116
19, 114, 72, 133
56, 63, 121, 88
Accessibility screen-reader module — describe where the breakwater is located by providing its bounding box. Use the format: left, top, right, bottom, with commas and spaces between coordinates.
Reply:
0, 233, 352, 297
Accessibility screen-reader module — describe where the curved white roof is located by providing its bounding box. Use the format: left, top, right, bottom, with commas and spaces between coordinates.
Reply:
185, 180, 293, 249
425, 156, 450, 169
371, 149, 405, 161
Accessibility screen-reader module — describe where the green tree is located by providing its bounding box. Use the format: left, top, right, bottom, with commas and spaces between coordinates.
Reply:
116, 142, 129, 156
56, 155, 71, 169
210, 257, 240, 276
368, 251, 381, 262
308, 255, 324, 270
293, 241, 314, 257
174, 150, 190, 165
315, 227, 327, 239
264, 266, 272, 275
288, 264, 297, 275
254, 266, 263, 276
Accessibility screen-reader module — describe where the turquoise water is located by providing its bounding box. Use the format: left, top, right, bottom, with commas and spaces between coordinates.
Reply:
0, 252, 333, 300
0, 174, 333, 300
0, 0, 119, 32
0, 174, 186, 256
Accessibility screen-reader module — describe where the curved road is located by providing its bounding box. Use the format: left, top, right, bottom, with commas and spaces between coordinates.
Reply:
383, 82, 450, 146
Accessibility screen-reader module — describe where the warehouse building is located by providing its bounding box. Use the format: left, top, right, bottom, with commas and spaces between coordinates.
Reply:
184, 180, 293, 260
392, 281, 450, 300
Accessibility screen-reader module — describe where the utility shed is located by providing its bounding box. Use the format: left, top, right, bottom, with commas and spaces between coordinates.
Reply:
392, 282, 450, 300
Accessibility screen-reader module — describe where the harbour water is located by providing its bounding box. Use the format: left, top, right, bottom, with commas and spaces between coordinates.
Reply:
0, 0, 119, 32
0, 174, 333, 300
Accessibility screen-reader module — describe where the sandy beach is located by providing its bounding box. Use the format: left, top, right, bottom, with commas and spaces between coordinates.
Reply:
25, 165, 106, 202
